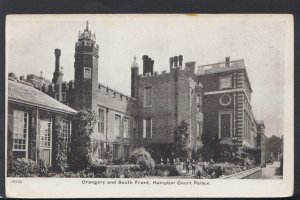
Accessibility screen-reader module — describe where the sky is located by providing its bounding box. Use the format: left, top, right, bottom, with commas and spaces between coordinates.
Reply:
6, 14, 288, 137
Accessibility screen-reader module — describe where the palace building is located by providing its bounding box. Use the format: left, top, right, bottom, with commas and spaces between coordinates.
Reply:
7, 22, 266, 165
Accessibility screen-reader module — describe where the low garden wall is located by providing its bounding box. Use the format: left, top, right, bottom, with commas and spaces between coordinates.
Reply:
218, 167, 262, 179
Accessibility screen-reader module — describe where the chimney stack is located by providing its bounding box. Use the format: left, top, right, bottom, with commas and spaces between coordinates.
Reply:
169, 57, 174, 68
150, 59, 154, 75
143, 55, 155, 75
179, 55, 183, 66
225, 56, 230, 67
174, 56, 178, 67
142, 55, 149, 76
54, 49, 61, 72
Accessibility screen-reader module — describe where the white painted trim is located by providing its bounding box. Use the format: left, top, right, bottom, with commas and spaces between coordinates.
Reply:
218, 110, 233, 139
12, 110, 29, 159
204, 88, 243, 95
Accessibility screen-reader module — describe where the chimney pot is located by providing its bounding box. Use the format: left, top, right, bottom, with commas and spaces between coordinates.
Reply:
174, 56, 178, 67
170, 57, 174, 68
225, 56, 230, 67
179, 55, 183, 66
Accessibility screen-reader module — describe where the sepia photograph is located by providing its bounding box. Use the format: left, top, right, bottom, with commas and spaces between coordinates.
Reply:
5, 14, 293, 198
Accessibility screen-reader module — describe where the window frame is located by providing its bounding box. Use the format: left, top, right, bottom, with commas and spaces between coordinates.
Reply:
12, 110, 29, 159
144, 86, 152, 107
62, 119, 72, 153
143, 118, 152, 138
218, 110, 233, 139
123, 117, 130, 138
114, 114, 121, 138
98, 108, 105, 134
83, 67, 92, 79
219, 74, 232, 89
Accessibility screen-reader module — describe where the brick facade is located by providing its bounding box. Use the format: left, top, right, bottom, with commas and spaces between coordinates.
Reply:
14, 22, 265, 163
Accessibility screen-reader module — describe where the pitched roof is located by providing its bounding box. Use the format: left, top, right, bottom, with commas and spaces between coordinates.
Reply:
8, 79, 76, 114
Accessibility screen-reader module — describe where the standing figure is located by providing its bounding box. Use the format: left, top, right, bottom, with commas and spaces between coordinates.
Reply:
186, 159, 190, 174
192, 159, 196, 175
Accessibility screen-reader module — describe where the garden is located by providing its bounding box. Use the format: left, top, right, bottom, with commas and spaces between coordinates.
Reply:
7, 111, 259, 179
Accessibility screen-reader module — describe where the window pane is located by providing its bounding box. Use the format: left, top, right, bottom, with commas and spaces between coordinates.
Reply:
13, 110, 28, 154
114, 115, 120, 137
123, 118, 129, 138
146, 119, 152, 138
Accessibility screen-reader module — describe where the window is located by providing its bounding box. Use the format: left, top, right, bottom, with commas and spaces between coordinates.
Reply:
98, 108, 105, 134
196, 94, 202, 105
114, 115, 121, 137
133, 117, 138, 138
62, 119, 71, 153
124, 146, 129, 160
143, 119, 152, 138
219, 75, 232, 89
97, 143, 104, 159
123, 117, 129, 138
196, 122, 202, 140
39, 116, 52, 165
62, 92, 66, 102
84, 67, 92, 79
55, 93, 60, 101
144, 86, 152, 107
113, 144, 119, 159
12, 110, 28, 159
219, 111, 232, 139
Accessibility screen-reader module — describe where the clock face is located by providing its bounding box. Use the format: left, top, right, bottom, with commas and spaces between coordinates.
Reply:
220, 94, 232, 106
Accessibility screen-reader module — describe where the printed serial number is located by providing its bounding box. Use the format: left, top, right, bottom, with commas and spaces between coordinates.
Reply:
11, 180, 22, 183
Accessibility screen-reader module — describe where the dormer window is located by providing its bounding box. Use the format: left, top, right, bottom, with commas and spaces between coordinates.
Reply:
84, 67, 91, 79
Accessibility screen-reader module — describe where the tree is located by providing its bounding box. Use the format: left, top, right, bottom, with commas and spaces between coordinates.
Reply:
266, 135, 283, 160
69, 109, 97, 171
174, 120, 193, 161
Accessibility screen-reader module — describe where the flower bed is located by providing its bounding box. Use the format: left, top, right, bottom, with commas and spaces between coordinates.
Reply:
195, 162, 256, 179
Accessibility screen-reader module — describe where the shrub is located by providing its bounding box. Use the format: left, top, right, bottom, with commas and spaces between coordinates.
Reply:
130, 148, 155, 171
8, 158, 50, 177
154, 164, 181, 176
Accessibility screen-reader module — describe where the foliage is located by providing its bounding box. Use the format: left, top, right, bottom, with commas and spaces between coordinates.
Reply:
195, 162, 254, 179
199, 137, 221, 161
7, 158, 50, 177
53, 122, 68, 173
88, 164, 143, 178
174, 120, 193, 161
154, 164, 181, 176
130, 148, 155, 171
146, 143, 174, 164
266, 135, 283, 160
69, 109, 97, 171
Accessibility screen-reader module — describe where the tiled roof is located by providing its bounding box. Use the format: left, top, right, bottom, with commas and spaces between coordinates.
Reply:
8, 79, 76, 114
